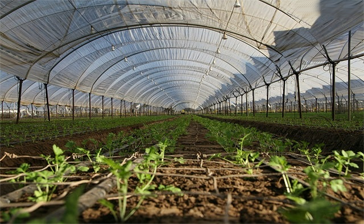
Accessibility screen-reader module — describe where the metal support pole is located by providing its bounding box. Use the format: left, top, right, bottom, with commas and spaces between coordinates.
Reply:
119, 100, 123, 118
44, 83, 51, 121
89, 92, 92, 119
348, 30, 352, 121
102, 95, 104, 119
240, 94, 243, 116
124, 100, 126, 117
252, 89, 255, 117
282, 79, 286, 118
31, 103, 34, 118
235, 96, 238, 116
130, 102, 133, 116
111, 97, 113, 118
266, 84, 270, 117
72, 89, 75, 121
289, 62, 302, 119
315, 98, 318, 113
332, 62, 336, 121
246, 92, 248, 116
295, 73, 302, 119
229, 99, 231, 116
1, 101, 3, 120
16, 78, 24, 124
323, 45, 337, 121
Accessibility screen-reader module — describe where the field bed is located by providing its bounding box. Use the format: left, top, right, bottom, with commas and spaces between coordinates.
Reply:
202, 115, 364, 154
1, 116, 363, 223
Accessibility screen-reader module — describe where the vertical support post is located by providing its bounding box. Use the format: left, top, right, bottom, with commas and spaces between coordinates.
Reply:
101, 95, 104, 119
1, 101, 3, 120
289, 62, 302, 119
229, 99, 231, 116
120, 100, 122, 118
245, 92, 248, 116
89, 92, 92, 119
323, 45, 337, 121
252, 89, 255, 117
31, 103, 34, 118
315, 98, 318, 113
240, 94, 243, 116
282, 79, 286, 118
348, 30, 351, 121
44, 83, 51, 121
235, 96, 237, 116
130, 102, 133, 116
265, 84, 270, 117
16, 78, 24, 124
295, 73, 302, 119
353, 94, 356, 111
124, 100, 126, 117
111, 97, 113, 118
331, 62, 336, 121
72, 89, 75, 121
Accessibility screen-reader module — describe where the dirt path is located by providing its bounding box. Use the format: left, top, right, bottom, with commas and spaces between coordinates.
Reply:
83, 120, 289, 223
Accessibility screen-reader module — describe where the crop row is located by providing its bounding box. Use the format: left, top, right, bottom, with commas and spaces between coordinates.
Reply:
0, 115, 173, 146
1, 116, 191, 223
194, 116, 364, 223
206, 111, 364, 131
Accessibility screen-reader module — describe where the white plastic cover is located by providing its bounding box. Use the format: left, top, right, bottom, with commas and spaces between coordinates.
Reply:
0, 0, 363, 111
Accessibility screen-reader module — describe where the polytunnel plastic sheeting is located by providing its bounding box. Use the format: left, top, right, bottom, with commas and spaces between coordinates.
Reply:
48, 27, 267, 93
0, 0, 364, 111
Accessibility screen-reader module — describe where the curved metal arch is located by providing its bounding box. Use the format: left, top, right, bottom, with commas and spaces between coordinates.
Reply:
0, 76, 18, 101
84, 45, 256, 94
109, 57, 248, 99
21, 81, 41, 104
134, 79, 220, 106
146, 84, 215, 108
5, 81, 27, 103
0, 0, 36, 20
28, 22, 282, 85
122, 69, 226, 101
48, 86, 70, 106
172, 101, 203, 109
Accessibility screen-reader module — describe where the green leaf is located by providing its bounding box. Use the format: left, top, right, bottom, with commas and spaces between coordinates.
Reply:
286, 195, 306, 205
77, 166, 89, 172
349, 162, 359, 168
341, 150, 348, 158
99, 199, 118, 221
53, 144, 63, 156
280, 198, 340, 223
61, 185, 85, 223
330, 179, 347, 192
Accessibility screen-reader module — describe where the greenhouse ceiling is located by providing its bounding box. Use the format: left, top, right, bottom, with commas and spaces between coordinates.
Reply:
0, 0, 363, 111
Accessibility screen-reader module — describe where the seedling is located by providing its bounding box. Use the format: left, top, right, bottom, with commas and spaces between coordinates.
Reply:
280, 198, 340, 223
333, 150, 359, 176
27, 145, 76, 202
269, 156, 292, 193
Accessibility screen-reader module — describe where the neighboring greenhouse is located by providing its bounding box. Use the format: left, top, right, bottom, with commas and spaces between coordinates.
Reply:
1, 1, 363, 223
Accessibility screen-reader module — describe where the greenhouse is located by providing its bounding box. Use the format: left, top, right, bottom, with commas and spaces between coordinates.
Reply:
0, 0, 363, 223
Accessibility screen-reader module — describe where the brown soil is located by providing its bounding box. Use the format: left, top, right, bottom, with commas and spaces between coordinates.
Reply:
1, 118, 363, 224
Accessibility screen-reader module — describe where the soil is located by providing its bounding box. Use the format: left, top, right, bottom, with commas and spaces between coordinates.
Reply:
1, 116, 363, 224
